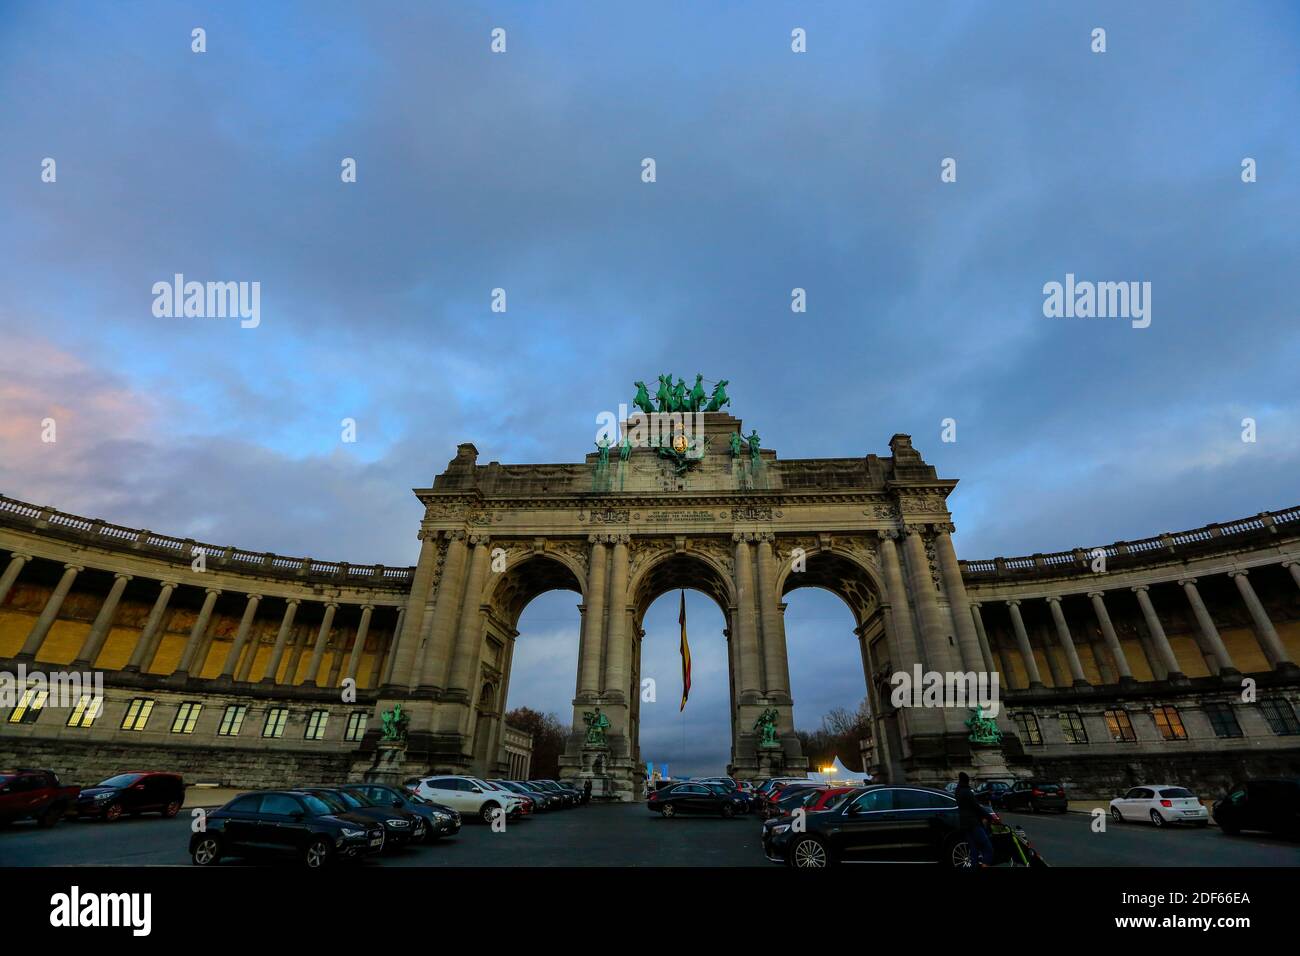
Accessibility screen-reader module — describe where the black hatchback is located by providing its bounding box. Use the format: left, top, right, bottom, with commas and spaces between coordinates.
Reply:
293, 787, 426, 849
340, 783, 461, 841
190, 790, 384, 867
1000, 780, 1068, 813
76, 771, 185, 822
763, 785, 1017, 867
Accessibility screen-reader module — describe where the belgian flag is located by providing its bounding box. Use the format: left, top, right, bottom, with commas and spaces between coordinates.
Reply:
679, 589, 691, 711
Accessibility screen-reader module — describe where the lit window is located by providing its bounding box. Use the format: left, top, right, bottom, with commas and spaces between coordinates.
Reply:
344, 711, 368, 742
218, 705, 247, 736
66, 695, 103, 728
121, 698, 155, 732
262, 707, 288, 738
1012, 712, 1042, 745
1058, 712, 1088, 744
1152, 705, 1187, 741
171, 702, 202, 734
1102, 708, 1137, 742
8, 687, 48, 725
304, 709, 329, 741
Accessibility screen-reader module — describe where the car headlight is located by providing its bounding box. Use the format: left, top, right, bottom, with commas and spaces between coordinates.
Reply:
95, 792, 114, 801
435, 813, 450, 822
386, 819, 410, 827
770, 824, 790, 835
340, 827, 364, 838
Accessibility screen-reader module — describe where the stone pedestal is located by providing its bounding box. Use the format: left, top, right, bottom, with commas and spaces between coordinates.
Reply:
361, 739, 409, 786
968, 744, 1013, 783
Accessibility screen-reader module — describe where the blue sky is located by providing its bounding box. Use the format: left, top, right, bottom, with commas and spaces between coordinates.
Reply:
2, 2, 1298, 774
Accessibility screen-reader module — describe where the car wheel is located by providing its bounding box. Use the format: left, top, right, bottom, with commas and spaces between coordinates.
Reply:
303, 838, 332, 868
37, 804, 64, 828
104, 802, 123, 822
1111, 807, 1124, 824
480, 802, 500, 825
721, 803, 735, 819
789, 837, 829, 868
660, 803, 676, 818
191, 836, 222, 866
163, 800, 181, 819
947, 838, 974, 868
1150, 809, 1165, 828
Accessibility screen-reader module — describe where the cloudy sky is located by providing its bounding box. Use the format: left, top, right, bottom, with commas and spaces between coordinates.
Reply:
2, 2, 1297, 774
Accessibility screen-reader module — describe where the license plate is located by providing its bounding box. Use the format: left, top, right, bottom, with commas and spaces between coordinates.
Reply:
370, 834, 383, 846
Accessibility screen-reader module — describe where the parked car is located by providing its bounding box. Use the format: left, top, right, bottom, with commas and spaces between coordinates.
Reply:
974, 780, 1013, 809
293, 787, 426, 848
339, 783, 461, 842
76, 772, 184, 822
495, 779, 557, 811
647, 781, 747, 818
762, 784, 1021, 867
410, 775, 526, 823
0, 769, 79, 828
512, 780, 563, 809
700, 780, 757, 813
531, 779, 581, 807
767, 784, 830, 819
759, 781, 824, 818
1109, 784, 1209, 827
479, 779, 534, 816
1001, 779, 1068, 813
191, 789, 385, 867
1213, 779, 1300, 838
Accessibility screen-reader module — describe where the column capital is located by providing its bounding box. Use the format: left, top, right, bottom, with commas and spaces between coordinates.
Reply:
284, 597, 302, 607
1045, 595, 1063, 605
969, 600, 982, 608
1005, 599, 1022, 607
610, 533, 631, 546
1227, 569, 1249, 579
1282, 560, 1295, 569
446, 529, 466, 542
360, 603, 375, 611
1086, 590, 1106, 599
933, 522, 956, 535
901, 524, 926, 536
467, 533, 491, 547
587, 533, 607, 545
1176, 577, 1197, 586
203, 586, 222, 597
244, 592, 263, 602
731, 531, 751, 544
63, 563, 85, 573
8, 552, 33, 562
1130, 584, 1151, 593
323, 601, 339, 610
112, 572, 134, 582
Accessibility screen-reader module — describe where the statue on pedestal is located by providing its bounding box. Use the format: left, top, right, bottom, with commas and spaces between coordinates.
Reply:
380, 703, 409, 742
965, 706, 1003, 745
584, 706, 610, 746
632, 381, 655, 416
705, 379, 730, 412
754, 707, 781, 748
747, 429, 761, 462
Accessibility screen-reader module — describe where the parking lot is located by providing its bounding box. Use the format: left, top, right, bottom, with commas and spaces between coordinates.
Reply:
3, 803, 1299, 867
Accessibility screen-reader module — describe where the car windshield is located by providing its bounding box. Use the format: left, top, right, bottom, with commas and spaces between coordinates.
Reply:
300, 794, 333, 815
306, 791, 348, 811
1036, 783, 1061, 791
822, 791, 852, 811
97, 774, 143, 788
473, 779, 494, 790
336, 790, 369, 807
1159, 788, 1195, 798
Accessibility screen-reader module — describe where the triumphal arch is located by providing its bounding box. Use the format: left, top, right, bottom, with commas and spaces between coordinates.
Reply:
372, 379, 1007, 800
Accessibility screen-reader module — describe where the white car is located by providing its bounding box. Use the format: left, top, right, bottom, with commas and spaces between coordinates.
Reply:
1109, 784, 1210, 827
410, 775, 525, 824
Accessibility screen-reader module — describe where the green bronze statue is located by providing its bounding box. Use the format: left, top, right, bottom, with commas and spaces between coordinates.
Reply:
746, 429, 761, 461
584, 706, 610, 746
632, 381, 655, 416
705, 379, 730, 412
688, 374, 707, 413
380, 703, 409, 742
672, 377, 687, 412
965, 706, 1002, 745
618, 433, 632, 461
595, 435, 611, 465
655, 374, 672, 412
754, 707, 780, 748
729, 431, 743, 457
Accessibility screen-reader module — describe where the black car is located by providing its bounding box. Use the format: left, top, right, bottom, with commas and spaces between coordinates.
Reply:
762, 785, 1018, 867
340, 783, 461, 841
1213, 779, 1300, 838
1000, 779, 1068, 813
531, 779, 580, 807
516, 780, 566, 809
974, 780, 1012, 809
76, 771, 185, 822
190, 790, 385, 867
647, 781, 747, 818
293, 787, 426, 849
496, 780, 558, 811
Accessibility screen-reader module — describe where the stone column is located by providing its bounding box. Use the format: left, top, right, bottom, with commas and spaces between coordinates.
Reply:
302, 602, 339, 686
933, 525, 985, 672
392, 530, 448, 690
1178, 578, 1238, 676
755, 533, 791, 699
732, 534, 762, 698
124, 580, 178, 673
1229, 570, 1295, 671
901, 528, 962, 674
173, 587, 221, 677
219, 593, 262, 678
72, 572, 132, 667
1087, 591, 1134, 683
416, 532, 467, 691
381, 607, 405, 686
0, 552, 32, 607
876, 532, 927, 677
234, 620, 263, 683
968, 603, 997, 673
16, 562, 82, 660
576, 535, 608, 696
1285, 561, 1300, 593
446, 535, 492, 694
602, 535, 631, 698
1046, 596, 1090, 688
345, 605, 374, 683
1005, 600, 1044, 689
1131, 585, 1185, 681
259, 598, 300, 683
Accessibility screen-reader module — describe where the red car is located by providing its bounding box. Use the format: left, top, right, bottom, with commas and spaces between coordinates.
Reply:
0, 769, 80, 827
761, 782, 828, 818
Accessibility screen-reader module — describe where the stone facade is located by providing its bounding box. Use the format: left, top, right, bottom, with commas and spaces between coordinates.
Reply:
2, 415, 1297, 801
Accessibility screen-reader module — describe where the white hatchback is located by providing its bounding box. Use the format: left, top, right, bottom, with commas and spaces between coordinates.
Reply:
1109, 784, 1210, 827
410, 774, 525, 824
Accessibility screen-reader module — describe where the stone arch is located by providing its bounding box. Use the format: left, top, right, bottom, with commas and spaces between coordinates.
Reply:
628, 545, 736, 624
776, 544, 883, 627
486, 551, 584, 630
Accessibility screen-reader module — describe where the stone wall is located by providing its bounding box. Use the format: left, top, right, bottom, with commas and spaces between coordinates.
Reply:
1027, 747, 1300, 803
